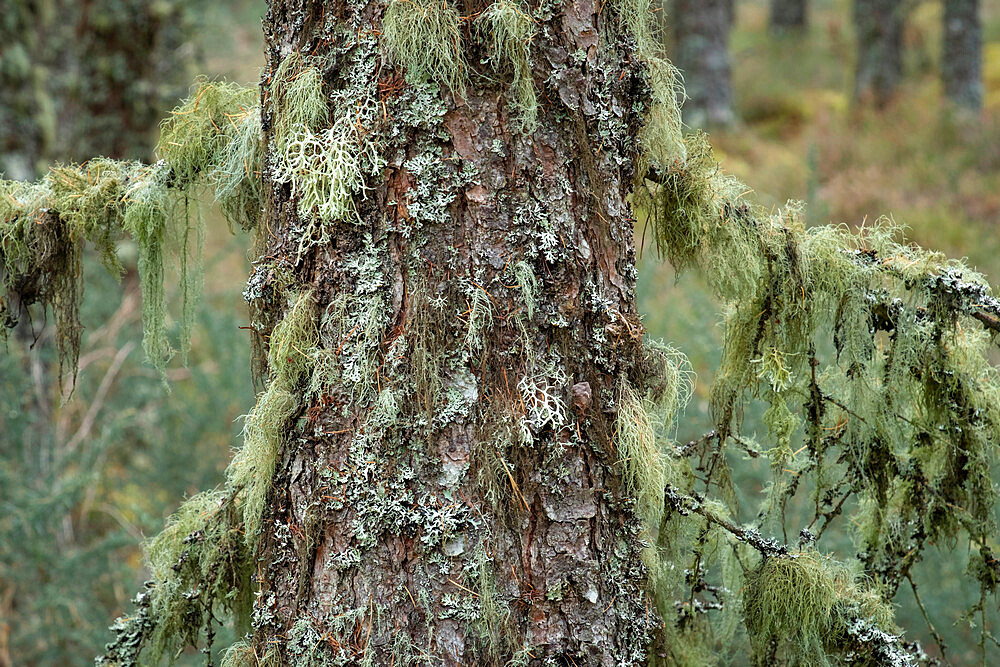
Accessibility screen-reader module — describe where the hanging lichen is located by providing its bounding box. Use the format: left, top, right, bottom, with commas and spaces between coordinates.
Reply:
475, 0, 537, 132
744, 551, 898, 665
227, 290, 317, 540
156, 79, 259, 184
1, 80, 262, 381
383, 0, 467, 94
99, 491, 252, 666
624, 3, 1000, 656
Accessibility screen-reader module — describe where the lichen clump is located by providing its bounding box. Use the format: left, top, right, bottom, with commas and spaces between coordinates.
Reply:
744, 552, 896, 664
383, 0, 467, 94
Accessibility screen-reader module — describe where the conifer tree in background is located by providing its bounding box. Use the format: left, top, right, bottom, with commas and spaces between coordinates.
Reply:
942, 0, 982, 110
770, 0, 808, 33
2, 0, 1000, 664
853, 0, 906, 107
671, 0, 736, 127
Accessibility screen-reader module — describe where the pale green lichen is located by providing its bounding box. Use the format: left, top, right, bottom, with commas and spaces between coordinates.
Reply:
271, 54, 329, 143
156, 79, 259, 185
471, 545, 513, 661
275, 114, 376, 234
631, 25, 999, 659
615, 343, 693, 528
744, 551, 896, 665
121, 167, 173, 371
143, 491, 252, 664
215, 105, 264, 231
220, 640, 254, 667
463, 279, 494, 351
227, 290, 317, 540
512, 260, 538, 320
1, 80, 261, 382
612, 0, 686, 164
383, 0, 467, 94
475, 0, 537, 132
268, 51, 383, 258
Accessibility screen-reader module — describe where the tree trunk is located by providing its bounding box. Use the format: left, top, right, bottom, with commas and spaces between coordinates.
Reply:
853, 0, 905, 108
769, 0, 807, 32
248, 0, 663, 663
942, 0, 982, 110
671, 0, 735, 127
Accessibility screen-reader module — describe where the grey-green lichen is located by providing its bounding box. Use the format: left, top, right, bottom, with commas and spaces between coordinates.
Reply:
270, 43, 384, 258
383, 0, 467, 94
99, 491, 253, 665
475, 0, 538, 132
627, 7, 1000, 659
744, 551, 897, 665
228, 290, 317, 540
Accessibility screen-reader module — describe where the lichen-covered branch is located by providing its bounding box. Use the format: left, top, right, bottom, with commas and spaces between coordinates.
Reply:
1, 80, 262, 380
630, 32, 999, 662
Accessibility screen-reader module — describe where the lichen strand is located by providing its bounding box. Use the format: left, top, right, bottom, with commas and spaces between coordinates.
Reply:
474, 0, 538, 132
1, 80, 262, 380
236, 0, 667, 663
227, 289, 318, 541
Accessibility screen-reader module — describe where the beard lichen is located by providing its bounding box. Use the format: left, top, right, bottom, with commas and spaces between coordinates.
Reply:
474, 0, 538, 132
156, 79, 260, 186
98, 491, 253, 666
627, 17, 1000, 659
228, 290, 317, 540
215, 105, 265, 232
382, 0, 467, 95
743, 551, 898, 665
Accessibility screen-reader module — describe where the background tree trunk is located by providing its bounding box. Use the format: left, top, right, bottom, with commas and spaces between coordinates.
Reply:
942, 0, 982, 110
853, 0, 905, 107
770, 0, 807, 32
671, 0, 735, 127
247, 0, 663, 663
0, 0, 201, 179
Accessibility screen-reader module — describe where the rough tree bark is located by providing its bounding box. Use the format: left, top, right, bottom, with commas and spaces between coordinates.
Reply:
769, 0, 807, 33
942, 0, 982, 110
671, 0, 735, 127
853, 0, 905, 107
247, 0, 664, 663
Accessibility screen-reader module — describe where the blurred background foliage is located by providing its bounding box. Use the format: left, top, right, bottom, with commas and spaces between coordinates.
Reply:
0, 0, 998, 664
0, 2, 262, 664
